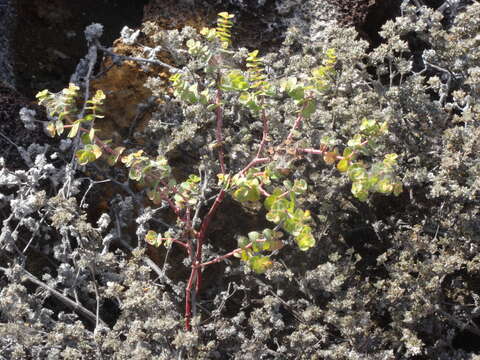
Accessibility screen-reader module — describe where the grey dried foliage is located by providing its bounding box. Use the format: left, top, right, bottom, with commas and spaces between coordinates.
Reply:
1, 0, 480, 359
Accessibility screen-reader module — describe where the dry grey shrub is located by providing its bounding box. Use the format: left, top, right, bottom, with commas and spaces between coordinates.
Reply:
1, 0, 480, 359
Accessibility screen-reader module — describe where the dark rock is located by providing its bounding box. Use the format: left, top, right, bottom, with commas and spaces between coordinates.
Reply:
0, 0, 15, 86
0, 83, 53, 169
326, 0, 402, 48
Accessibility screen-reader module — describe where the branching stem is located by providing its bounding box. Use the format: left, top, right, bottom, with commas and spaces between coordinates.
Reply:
198, 239, 267, 268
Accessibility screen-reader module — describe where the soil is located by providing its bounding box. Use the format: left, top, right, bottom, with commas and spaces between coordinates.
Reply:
13, 0, 149, 98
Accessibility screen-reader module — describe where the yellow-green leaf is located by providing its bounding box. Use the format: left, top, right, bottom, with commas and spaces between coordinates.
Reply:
323, 150, 338, 165
249, 255, 273, 274
46, 122, 56, 137
337, 159, 349, 172
145, 230, 158, 246
377, 179, 393, 194
295, 228, 315, 251
218, 12, 235, 19
90, 144, 103, 159
107, 146, 126, 166
68, 121, 80, 138
88, 128, 95, 143
55, 120, 64, 135
76, 150, 96, 165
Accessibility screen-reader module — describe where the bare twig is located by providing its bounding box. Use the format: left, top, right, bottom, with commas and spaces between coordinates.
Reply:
88, 264, 102, 334
0, 267, 108, 328
95, 41, 181, 73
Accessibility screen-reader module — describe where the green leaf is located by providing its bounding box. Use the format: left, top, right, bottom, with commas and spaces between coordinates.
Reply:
88, 128, 95, 143
262, 228, 274, 240
237, 235, 250, 248
249, 255, 273, 274
246, 187, 260, 202
240, 249, 250, 261
288, 86, 305, 101
145, 230, 160, 246
233, 187, 249, 202
36, 89, 51, 101
207, 103, 218, 111
186, 84, 199, 103
128, 161, 145, 181
55, 120, 64, 135
337, 159, 349, 172
347, 134, 363, 147
266, 210, 282, 223
343, 147, 354, 158
224, 70, 249, 91
377, 179, 393, 194
89, 144, 102, 159
58, 111, 70, 122
218, 11, 235, 19
247, 49, 260, 61
264, 194, 277, 210
383, 153, 398, 167
81, 133, 91, 145
295, 227, 315, 251
248, 231, 261, 242
238, 92, 261, 112
248, 231, 263, 252
68, 121, 80, 138
147, 188, 163, 205
366, 175, 379, 188
301, 99, 316, 118
188, 174, 201, 183
360, 118, 377, 132
351, 181, 369, 201
292, 179, 307, 194
284, 218, 302, 236
107, 146, 125, 166
347, 163, 366, 181
280, 77, 297, 92
282, 180, 293, 190
271, 198, 290, 211
296, 208, 311, 222
76, 149, 97, 165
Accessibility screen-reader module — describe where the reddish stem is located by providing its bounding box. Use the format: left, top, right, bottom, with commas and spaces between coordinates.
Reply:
286, 98, 314, 143
258, 109, 269, 156
258, 184, 270, 197
65, 125, 117, 155
184, 189, 226, 331
240, 109, 270, 175
184, 266, 197, 331
155, 187, 183, 219
286, 112, 304, 144
198, 239, 267, 268
296, 147, 328, 156
195, 190, 226, 290
240, 157, 270, 175
162, 238, 189, 250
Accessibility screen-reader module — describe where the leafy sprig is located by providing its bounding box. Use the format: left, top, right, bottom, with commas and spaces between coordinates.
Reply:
35, 10, 403, 331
